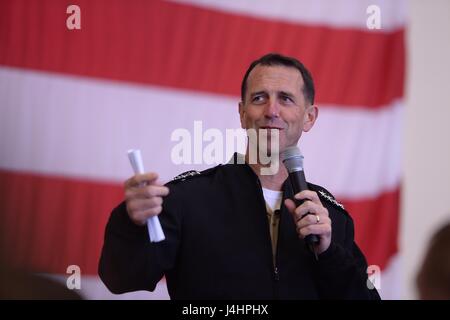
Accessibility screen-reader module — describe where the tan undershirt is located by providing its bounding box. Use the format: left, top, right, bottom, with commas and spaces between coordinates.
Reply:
266, 203, 280, 268
262, 187, 282, 267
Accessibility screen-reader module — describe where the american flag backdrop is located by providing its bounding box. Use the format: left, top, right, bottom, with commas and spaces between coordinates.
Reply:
0, 0, 404, 299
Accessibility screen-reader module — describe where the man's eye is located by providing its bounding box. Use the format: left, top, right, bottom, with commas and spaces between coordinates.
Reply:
281, 95, 293, 103
252, 96, 265, 103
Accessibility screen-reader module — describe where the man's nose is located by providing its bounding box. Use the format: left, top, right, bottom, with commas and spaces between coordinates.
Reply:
264, 98, 280, 119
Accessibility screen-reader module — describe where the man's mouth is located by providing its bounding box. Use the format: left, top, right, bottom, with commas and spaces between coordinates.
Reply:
259, 126, 283, 130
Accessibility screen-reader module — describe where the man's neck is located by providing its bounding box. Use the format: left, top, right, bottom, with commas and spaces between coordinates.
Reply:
245, 152, 288, 191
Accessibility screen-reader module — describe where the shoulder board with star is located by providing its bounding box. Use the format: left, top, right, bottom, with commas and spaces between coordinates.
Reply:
169, 165, 222, 184
171, 170, 201, 182
317, 189, 345, 211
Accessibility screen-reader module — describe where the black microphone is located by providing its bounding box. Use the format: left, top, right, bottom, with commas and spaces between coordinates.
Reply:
281, 146, 320, 256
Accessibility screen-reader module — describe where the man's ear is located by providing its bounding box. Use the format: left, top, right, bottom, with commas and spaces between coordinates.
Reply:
302, 105, 318, 132
238, 101, 246, 129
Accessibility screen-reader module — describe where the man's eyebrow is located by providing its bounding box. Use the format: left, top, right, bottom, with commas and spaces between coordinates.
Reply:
250, 91, 267, 98
279, 91, 295, 97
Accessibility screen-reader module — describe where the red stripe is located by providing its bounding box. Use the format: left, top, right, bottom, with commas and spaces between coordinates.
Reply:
0, 170, 123, 275
0, 170, 398, 274
0, 0, 404, 108
342, 187, 400, 270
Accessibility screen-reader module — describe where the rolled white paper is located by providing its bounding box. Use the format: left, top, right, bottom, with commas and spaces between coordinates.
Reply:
127, 149, 166, 243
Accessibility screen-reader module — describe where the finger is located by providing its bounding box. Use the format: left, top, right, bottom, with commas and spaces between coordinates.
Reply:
139, 205, 163, 218
127, 197, 163, 212
293, 201, 323, 221
294, 190, 321, 205
284, 199, 297, 215
137, 185, 170, 198
296, 214, 331, 230
125, 172, 159, 188
125, 185, 169, 200
297, 223, 332, 239
132, 205, 163, 222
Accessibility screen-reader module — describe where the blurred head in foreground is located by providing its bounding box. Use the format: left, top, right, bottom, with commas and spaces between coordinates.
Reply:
416, 221, 450, 300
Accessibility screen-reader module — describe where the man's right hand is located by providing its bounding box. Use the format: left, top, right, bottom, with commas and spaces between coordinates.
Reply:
124, 173, 170, 226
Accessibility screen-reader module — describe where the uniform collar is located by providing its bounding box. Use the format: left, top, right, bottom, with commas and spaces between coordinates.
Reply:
228, 152, 294, 197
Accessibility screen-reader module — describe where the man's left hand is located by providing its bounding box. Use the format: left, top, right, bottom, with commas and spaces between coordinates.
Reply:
284, 190, 332, 254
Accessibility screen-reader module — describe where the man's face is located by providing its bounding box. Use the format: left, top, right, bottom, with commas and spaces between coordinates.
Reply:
239, 65, 318, 155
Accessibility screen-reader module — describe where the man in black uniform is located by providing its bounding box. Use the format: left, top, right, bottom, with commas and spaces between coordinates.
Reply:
99, 53, 380, 300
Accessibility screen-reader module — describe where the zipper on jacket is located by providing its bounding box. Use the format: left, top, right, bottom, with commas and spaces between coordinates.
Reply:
254, 177, 281, 298
274, 266, 280, 281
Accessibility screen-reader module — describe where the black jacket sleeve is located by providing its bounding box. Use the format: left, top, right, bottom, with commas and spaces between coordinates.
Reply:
98, 188, 181, 294
315, 214, 381, 300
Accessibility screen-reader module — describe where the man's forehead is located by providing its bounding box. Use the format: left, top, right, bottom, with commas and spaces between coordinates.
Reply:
246, 65, 304, 93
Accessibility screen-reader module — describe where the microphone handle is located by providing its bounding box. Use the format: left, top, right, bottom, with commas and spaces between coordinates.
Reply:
289, 171, 320, 245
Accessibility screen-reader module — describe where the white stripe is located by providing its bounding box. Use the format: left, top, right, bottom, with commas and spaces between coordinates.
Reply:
0, 67, 401, 198
45, 275, 170, 300
170, 0, 406, 31
43, 257, 401, 299
377, 253, 402, 299
302, 100, 403, 199
45, 257, 402, 299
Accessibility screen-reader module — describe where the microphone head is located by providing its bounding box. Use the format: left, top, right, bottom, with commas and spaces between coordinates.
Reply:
281, 146, 304, 173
